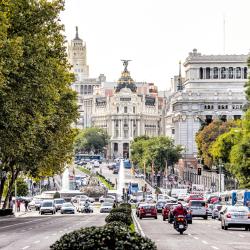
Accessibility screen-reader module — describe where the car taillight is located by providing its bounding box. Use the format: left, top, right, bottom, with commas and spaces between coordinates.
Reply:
248, 213, 250, 219
226, 213, 231, 218
205, 204, 208, 208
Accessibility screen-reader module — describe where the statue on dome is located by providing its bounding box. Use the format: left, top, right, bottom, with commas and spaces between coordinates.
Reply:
121, 59, 131, 72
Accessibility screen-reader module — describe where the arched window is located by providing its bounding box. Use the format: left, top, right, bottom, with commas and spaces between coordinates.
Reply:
124, 106, 128, 113
206, 67, 211, 79
229, 67, 234, 79
213, 67, 218, 79
221, 67, 226, 79
199, 67, 203, 79
236, 67, 241, 79
244, 67, 248, 79
117, 107, 119, 113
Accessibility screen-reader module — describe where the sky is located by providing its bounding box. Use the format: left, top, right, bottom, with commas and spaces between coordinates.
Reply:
61, 0, 250, 90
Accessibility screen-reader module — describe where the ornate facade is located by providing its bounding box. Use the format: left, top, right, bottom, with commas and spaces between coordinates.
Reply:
165, 49, 248, 156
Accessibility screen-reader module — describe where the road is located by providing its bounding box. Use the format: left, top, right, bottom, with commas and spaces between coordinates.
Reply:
0, 213, 106, 250
133, 213, 250, 250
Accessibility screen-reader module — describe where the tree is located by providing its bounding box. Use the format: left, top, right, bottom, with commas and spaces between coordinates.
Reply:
195, 120, 238, 168
74, 127, 109, 154
131, 136, 182, 173
0, 0, 78, 207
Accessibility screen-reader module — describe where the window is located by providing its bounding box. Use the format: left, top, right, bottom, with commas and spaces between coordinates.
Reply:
124, 130, 128, 138
80, 85, 84, 94
115, 120, 119, 127
244, 67, 248, 79
228, 67, 234, 79
221, 67, 226, 79
199, 67, 203, 79
114, 143, 118, 151
133, 107, 135, 113
172, 129, 175, 134
213, 67, 218, 79
124, 106, 128, 113
117, 107, 119, 113
206, 67, 210, 79
236, 67, 241, 79
234, 115, 241, 120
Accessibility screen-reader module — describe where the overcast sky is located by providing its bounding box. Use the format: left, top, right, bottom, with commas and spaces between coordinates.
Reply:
61, 0, 250, 90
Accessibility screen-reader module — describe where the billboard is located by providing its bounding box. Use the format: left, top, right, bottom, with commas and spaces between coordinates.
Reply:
191, 184, 204, 194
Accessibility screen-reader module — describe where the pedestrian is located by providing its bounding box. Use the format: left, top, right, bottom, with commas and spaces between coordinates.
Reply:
24, 199, 29, 212
16, 199, 21, 212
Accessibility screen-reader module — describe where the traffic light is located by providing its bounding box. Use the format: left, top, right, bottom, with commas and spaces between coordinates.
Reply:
197, 167, 202, 175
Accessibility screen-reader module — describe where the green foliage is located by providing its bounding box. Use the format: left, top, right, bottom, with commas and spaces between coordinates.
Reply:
110, 206, 132, 217
195, 120, 238, 167
50, 225, 157, 250
74, 127, 109, 154
131, 136, 182, 172
53, 191, 60, 199
105, 212, 132, 226
15, 178, 28, 197
0, 0, 78, 206
105, 221, 128, 229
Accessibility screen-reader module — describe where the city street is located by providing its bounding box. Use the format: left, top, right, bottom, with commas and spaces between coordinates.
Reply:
0, 213, 106, 250
133, 214, 250, 250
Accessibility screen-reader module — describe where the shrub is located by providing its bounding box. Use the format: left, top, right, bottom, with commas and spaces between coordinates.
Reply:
50, 225, 157, 250
0, 209, 13, 216
105, 220, 128, 229
53, 192, 60, 199
110, 207, 131, 216
105, 212, 132, 226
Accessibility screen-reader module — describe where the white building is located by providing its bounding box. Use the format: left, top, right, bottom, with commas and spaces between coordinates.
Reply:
165, 49, 248, 156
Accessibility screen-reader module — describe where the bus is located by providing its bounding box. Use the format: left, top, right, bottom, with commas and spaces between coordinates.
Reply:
75, 154, 103, 163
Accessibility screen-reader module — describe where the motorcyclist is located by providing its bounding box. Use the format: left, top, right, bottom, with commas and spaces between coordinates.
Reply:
84, 200, 90, 212
173, 202, 187, 217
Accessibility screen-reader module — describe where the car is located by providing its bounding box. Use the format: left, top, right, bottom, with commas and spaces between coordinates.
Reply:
100, 202, 113, 213
71, 195, 95, 204
156, 201, 166, 213
136, 203, 145, 217
162, 203, 177, 221
113, 168, 119, 174
61, 202, 75, 214
207, 203, 214, 216
54, 198, 66, 211
145, 194, 154, 202
93, 160, 100, 168
28, 199, 43, 211
139, 204, 157, 219
178, 193, 189, 201
108, 164, 115, 170
221, 206, 250, 230
135, 173, 145, 178
212, 204, 223, 219
40, 200, 56, 215
186, 194, 204, 203
188, 200, 208, 219
99, 195, 116, 203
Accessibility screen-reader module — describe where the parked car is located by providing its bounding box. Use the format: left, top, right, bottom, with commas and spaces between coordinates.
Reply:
40, 200, 56, 215
188, 200, 208, 219
61, 202, 75, 214
54, 198, 66, 212
162, 203, 177, 221
221, 206, 250, 230
156, 201, 166, 213
212, 204, 222, 219
138, 204, 157, 219
100, 202, 113, 213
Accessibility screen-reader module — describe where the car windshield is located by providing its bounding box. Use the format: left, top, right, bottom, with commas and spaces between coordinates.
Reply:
216, 205, 222, 210
103, 203, 113, 206
191, 201, 205, 207
63, 203, 73, 207
157, 202, 166, 206
55, 200, 64, 204
42, 202, 53, 207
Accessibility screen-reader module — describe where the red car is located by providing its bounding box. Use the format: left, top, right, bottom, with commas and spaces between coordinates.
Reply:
186, 194, 204, 203
162, 203, 177, 221
139, 204, 157, 219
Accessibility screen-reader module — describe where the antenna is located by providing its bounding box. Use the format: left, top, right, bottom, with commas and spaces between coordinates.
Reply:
223, 15, 226, 54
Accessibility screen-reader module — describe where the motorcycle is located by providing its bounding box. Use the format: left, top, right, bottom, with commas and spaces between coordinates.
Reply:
82, 204, 93, 213
173, 215, 188, 234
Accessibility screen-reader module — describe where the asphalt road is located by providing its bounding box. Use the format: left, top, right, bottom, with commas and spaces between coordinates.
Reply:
0, 213, 106, 250
133, 212, 250, 250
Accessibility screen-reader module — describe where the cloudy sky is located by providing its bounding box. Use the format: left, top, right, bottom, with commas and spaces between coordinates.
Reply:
61, 0, 250, 90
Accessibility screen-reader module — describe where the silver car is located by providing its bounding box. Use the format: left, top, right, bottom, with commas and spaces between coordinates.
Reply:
212, 204, 222, 219
189, 200, 207, 219
100, 202, 113, 213
221, 206, 250, 230
40, 200, 56, 215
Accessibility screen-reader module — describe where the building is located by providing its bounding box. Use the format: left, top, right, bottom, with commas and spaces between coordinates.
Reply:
165, 49, 248, 157
92, 61, 162, 158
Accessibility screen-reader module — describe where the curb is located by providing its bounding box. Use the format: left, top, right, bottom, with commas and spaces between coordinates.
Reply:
131, 210, 145, 237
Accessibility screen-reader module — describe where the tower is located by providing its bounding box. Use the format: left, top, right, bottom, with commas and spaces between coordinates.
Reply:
68, 26, 89, 81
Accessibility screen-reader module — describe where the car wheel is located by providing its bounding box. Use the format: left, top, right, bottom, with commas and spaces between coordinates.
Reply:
155, 216, 157, 219
212, 216, 214, 219
224, 225, 228, 230
163, 217, 166, 221
204, 216, 208, 220
244, 227, 248, 231
40, 212, 43, 215
188, 220, 192, 224
139, 216, 142, 220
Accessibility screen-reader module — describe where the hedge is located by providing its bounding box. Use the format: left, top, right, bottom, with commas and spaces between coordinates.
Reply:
50, 225, 157, 250
110, 207, 131, 217
105, 212, 132, 226
0, 209, 13, 216
105, 221, 128, 229
119, 203, 132, 209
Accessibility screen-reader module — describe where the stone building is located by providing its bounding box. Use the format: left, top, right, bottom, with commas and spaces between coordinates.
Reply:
91, 61, 161, 158
165, 49, 248, 157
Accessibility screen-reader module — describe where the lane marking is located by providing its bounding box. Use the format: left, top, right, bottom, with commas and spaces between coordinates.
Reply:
44, 236, 49, 239
29, 228, 32, 230
202, 240, 208, 244
211, 246, 219, 250
52, 233, 57, 236
239, 234, 244, 238
0, 218, 47, 229
34, 241, 40, 244
22, 246, 30, 250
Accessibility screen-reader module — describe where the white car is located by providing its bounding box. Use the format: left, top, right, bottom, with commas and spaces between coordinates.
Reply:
189, 200, 208, 219
99, 195, 116, 203
221, 206, 250, 230
100, 202, 113, 213
212, 204, 223, 219
71, 195, 95, 203
40, 200, 56, 215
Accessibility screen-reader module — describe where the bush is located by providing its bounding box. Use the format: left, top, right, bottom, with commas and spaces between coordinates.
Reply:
105, 212, 132, 226
53, 191, 60, 199
50, 225, 157, 250
105, 220, 128, 229
110, 207, 131, 216
0, 209, 13, 216
119, 203, 132, 209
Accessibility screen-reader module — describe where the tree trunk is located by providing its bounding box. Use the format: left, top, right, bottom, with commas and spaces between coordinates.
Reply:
3, 170, 18, 209
0, 177, 6, 207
